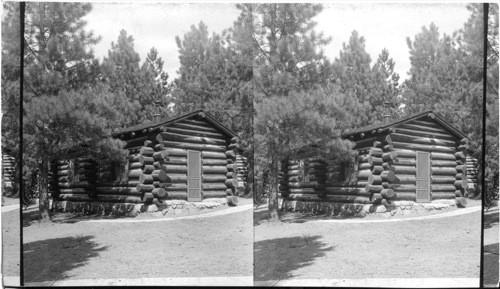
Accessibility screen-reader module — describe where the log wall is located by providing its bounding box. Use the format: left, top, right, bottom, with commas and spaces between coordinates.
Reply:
2, 153, 15, 188
235, 153, 248, 191
55, 115, 235, 204
281, 114, 467, 206
466, 155, 478, 191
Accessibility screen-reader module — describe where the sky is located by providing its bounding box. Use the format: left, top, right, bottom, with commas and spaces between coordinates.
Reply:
84, 2, 472, 82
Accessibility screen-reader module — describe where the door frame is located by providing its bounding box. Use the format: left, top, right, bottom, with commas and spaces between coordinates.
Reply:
416, 151, 431, 203
187, 150, 202, 202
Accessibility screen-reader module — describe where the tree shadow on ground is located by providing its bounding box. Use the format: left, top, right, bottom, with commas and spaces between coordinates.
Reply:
23, 209, 136, 226
254, 235, 334, 281
483, 242, 499, 286
484, 211, 499, 229
254, 208, 365, 226
24, 235, 107, 282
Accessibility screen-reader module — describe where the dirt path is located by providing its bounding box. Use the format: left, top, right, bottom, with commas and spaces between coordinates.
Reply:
254, 208, 481, 281
23, 205, 252, 283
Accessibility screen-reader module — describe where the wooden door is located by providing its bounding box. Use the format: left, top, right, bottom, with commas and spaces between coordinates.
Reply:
416, 151, 431, 203
187, 150, 202, 202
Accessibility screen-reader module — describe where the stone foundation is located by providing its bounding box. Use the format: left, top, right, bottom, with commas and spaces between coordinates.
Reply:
279, 199, 459, 218
51, 198, 228, 217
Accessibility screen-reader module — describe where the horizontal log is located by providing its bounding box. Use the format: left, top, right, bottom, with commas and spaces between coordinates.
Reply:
369, 147, 383, 157
357, 170, 373, 180
142, 193, 154, 203
162, 191, 188, 200
431, 176, 457, 184
287, 193, 372, 204
288, 182, 318, 189
380, 189, 396, 199
202, 159, 227, 166
170, 122, 220, 134
365, 185, 384, 194
162, 141, 225, 152
203, 183, 227, 190
164, 174, 187, 183
202, 166, 228, 174
353, 136, 379, 150
368, 156, 383, 166
431, 160, 458, 167
396, 127, 456, 141
139, 174, 154, 185
390, 141, 455, 154
386, 133, 456, 147
59, 188, 87, 194
202, 190, 227, 198
203, 175, 226, 182
393, 192, 417, 201
129, 162, 143, 170
325, 187, 369, 196
152, 151, 169, 161
391, 166, 416, 175
431, 185, 457, 192
395, 150, 417, 158
56, 194, 92, 202
163, 184, 188, 190
395, 175, 416, 184
96, 187, 141, 195
359, 163, 371, 170
380, 170, 397, 182
137, 184, 155, 192
139, 156, 154, 166
368, 175, 383, 185
382, 151, 398, 162
431, 192, 457, 200
164, 126, 226, 140
152, 188, 167, 198
162, 164, 187, 174
371, 165, 384, 175
431, 167, 457, 175
430, 152, 456, 161
139, 146, 154, 156
152, 170, 168, 182
58, 182, 91, 188
226, 163, 237, 172
289, 188, 316, 194
370, 193, 383, 202
164, 148, 187, 157
158, 132, 226, 145
201, 151, 226, 159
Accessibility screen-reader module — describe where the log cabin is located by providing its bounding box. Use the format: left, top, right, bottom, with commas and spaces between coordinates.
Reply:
279, 110, 471, 208
52, 109, 242, 205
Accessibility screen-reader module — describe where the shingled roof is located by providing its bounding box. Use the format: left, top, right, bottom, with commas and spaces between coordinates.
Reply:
341, 110, 468, 140
113, 109, 237, 139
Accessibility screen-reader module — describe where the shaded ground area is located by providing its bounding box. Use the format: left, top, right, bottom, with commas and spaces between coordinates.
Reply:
23, 201, 252, 283
254, 207, 481, 281
255, 199, 481, 225
2, 197, 21, 280
483, 208, 499, 287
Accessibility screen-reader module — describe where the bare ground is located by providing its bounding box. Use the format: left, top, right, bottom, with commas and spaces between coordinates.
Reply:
483, 208, 499, 286
22, 198, 253, 283
2, 207, 21, 279
254, 205, 481, 281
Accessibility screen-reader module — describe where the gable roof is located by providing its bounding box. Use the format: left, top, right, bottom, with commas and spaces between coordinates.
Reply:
113, 109, 237, 139
341, 110, 468, 140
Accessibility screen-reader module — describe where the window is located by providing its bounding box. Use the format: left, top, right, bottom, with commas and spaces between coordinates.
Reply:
339, 161, 350, 183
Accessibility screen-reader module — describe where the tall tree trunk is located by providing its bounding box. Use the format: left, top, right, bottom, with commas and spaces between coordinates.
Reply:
38, 160, 51, 222
268, 156, 280, 222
